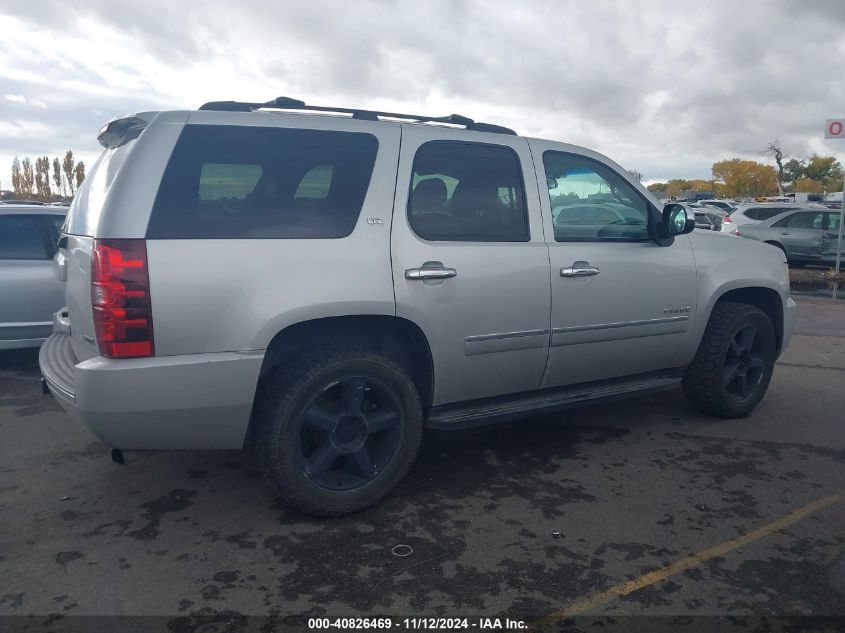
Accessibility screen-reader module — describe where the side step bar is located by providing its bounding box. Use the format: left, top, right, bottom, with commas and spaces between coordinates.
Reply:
426, 371, 684, 430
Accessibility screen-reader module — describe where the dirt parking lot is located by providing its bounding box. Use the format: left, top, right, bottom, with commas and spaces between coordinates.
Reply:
1, 297, 843, 631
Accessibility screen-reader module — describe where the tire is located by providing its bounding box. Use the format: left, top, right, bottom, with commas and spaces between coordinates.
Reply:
253, 344, 423, 516
682, 302, 776, 418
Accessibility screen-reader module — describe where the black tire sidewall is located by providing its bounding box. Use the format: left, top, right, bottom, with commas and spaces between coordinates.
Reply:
258, 349, 422, 514
717, 309, 776, 411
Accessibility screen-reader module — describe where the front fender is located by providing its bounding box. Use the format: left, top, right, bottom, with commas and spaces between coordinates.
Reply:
687, 232, 789, 361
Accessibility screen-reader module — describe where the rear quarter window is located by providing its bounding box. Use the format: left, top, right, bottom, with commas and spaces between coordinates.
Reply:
147, 125, 379, 239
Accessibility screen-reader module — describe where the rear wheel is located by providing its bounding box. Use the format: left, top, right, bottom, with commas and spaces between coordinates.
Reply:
682, 302, 776, 418
253, 344, 423, 516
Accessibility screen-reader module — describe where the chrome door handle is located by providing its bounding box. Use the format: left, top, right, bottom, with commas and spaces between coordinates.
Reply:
561, 264, 600, 278
405, 266, 457, 280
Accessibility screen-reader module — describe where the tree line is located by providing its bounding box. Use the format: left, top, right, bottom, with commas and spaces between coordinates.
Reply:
646, 146, 843, 199
3, 151, 86, 201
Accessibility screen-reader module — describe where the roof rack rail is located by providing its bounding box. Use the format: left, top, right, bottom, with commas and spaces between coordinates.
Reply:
198, 96, 517, 135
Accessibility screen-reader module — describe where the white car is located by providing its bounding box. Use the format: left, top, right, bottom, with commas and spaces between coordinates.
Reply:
720, 202, 802, 235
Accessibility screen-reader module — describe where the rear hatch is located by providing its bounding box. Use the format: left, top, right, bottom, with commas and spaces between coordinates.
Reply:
57, 115, 153, 361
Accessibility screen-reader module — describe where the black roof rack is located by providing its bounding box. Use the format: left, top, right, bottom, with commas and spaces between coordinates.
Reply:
198, 96, 517, 135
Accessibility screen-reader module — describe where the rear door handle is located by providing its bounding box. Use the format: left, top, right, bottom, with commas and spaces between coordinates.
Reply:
405, 266, 457, 280
561, 262, 600, 278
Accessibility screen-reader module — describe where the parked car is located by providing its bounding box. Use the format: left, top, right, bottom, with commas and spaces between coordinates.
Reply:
720, 202, 803, 235
40, 97, 795, 516
736, 208, 845, 267
684, 203, 728, 232
0, 205, 68, 349
0, 199, 46, 206
698, 199, 736, 214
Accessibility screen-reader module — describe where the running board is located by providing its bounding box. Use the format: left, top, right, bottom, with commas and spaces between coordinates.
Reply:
425, 371, 683, 430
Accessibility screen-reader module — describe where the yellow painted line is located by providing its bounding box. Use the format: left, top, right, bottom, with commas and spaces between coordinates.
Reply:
536, 493, 842, 625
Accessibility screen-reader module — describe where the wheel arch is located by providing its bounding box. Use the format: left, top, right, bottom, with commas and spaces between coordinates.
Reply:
709, 286, 785, 354
257, 314, 435, 408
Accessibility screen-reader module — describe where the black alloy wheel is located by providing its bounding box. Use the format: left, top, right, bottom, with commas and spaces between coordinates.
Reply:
296, 376, 402, 491
722, 325, 766, 401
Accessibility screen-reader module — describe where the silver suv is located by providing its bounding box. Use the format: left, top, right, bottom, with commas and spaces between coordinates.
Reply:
0, 204, 68, 349
40, 97, 796, 516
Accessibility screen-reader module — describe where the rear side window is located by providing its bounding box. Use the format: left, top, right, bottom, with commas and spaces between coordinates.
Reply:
407, 141, 529, 242
0, 215, 49, 260
148, 125, 379, 239
745, 207, 795, 221
772, 212, 824, 229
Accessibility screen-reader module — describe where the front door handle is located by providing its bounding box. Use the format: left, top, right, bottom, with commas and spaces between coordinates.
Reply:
561, 262, 600, 278
405, 265, 457, 280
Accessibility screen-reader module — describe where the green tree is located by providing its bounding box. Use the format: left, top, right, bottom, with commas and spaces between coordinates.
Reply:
35, 156, 51, 200
74, 162, 86, 191
804, 155, 842, 181
804, 155, 843, 192
20, 157, 35, 197
52, 157, 63, 197
62, 150, 75, 196
782, 158, 806, 186
11, 156, 22, 197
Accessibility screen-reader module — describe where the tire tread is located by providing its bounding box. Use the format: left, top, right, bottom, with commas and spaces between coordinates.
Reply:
682, 301, 774, 418
253, 344, 422, 517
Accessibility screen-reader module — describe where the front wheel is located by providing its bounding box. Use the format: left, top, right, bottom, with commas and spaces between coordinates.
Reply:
682, 302, 777, 418
253, 344, 423, 516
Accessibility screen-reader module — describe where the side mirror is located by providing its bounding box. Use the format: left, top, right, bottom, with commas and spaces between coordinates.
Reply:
662, 203, 695, 236
546, 177, 558, 190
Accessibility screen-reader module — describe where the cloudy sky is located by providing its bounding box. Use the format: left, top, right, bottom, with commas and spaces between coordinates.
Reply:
1, 0, 844, 189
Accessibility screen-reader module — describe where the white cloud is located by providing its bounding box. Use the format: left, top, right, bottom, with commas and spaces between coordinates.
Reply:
0, 0, 843, 189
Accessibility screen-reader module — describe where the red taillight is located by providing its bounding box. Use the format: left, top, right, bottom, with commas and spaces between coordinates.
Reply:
91, 239, 154, 358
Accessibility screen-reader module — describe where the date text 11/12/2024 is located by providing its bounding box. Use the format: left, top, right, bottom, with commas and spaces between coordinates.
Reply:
307, 617, 528, 630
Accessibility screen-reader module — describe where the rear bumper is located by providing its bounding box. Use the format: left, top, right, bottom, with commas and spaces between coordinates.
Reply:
39, 333, 264, 449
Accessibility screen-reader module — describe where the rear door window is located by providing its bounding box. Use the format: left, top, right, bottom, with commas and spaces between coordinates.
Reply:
781, 212, 824, 229
746, 206, 797, 221
407, 141, 529, 242
0, 215, 50, 260
148, 125, 379, 239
